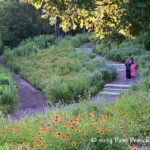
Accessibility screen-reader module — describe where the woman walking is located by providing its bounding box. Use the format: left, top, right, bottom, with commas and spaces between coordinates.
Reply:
130, 57, 136, 78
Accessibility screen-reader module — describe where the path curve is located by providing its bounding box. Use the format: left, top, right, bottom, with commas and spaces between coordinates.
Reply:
0, 57, 47, 119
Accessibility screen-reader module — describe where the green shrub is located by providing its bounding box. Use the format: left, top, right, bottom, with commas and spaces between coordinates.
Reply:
20, 34, 57, 49
45, 73, 91, 104
0, 67, 17, 114
12, 34, 57, 57
4, 34, 115, 104
92, 39, 144, 62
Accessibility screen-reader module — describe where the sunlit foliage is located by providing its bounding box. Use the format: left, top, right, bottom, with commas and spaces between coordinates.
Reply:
24, 0, 128, 38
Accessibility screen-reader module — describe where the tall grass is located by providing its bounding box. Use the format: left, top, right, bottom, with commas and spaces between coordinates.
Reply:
0, 67, 17, 114
92, 39, 144, 62
4, 34, 116, 104
9, 34, 57, 57
0, 91, 149, 149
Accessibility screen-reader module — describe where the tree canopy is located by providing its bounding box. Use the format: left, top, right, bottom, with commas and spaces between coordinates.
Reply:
0, 0, 52, 48
25, 0, 150, 38
24, 0, 126, 38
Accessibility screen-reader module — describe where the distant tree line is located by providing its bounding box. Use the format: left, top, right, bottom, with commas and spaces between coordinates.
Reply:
0, 0, 53, 53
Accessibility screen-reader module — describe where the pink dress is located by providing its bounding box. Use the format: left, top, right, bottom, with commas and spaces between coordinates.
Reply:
131, 63, 135, 77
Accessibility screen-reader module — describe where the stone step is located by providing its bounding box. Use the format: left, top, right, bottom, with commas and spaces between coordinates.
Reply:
109, 64, 125, 66
109, 64, 126, 69
117, 69, 126, 71
104, 84, 131, 89
100, 91, 120, 96
103, 87, 128, 92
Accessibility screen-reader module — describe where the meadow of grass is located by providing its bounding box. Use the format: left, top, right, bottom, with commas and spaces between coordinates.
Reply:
1, 35, 149, 150
91, 35, 150, 92
0, 91, 149, 150
0, 67, 17, 114
4, 34, 116, 105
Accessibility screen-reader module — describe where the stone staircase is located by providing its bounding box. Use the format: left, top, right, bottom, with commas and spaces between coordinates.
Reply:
100, 83, 131, 96
99, 63, 132, 98
110, 64, 126, 71
75, 44, 135, 104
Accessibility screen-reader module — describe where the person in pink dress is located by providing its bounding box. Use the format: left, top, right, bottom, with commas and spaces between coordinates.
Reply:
130, 57, 136, 78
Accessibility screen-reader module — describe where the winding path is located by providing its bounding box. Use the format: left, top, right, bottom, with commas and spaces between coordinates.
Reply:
79, 43, 136, 104
0, 43, 136, 119
0, 57, 47, 119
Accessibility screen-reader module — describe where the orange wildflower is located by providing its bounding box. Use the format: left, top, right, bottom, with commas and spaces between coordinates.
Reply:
111, 108, 115, 112
12, 127, 19, 134
54, 118, 59, 123
119, 124, 124, 129
33, 137, 44, 148
61, 136, 68, 140
75, 118, 80, 122
82, 129, 86, 133
75, 129, 80, 133
118, 116, 121, 119
71, 121, 78, 126
44, 126, 51, 132
71, 141, 77, 147
53, 115, 61, 123
56, 131, 62, 137
103, 115, 109, 119
90, 112, 95, 117
97, 128, 105, 134
55, 115, 59, 119
120, 130, 126, 136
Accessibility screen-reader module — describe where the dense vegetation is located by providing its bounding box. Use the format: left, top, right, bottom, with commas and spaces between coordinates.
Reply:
0, 67, 17, 114
0, 0, 52, 52
4, 34, 116, 104
0, 0, 150, 149
0, 36, 149, 149
27, 0, 150, 38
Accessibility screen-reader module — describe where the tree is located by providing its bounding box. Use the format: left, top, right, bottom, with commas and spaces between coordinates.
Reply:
25, 0, 127, 39
126, 0, 150, 35
0, 0, 53, 48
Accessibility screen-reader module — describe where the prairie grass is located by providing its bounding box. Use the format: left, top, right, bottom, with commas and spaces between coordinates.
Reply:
0, 67, 17, 114
4, 34, 116, 104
